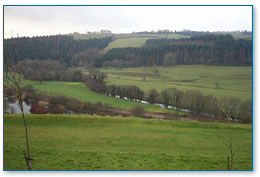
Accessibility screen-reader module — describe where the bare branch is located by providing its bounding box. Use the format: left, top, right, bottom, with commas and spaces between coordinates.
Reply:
4, 38, 32, 170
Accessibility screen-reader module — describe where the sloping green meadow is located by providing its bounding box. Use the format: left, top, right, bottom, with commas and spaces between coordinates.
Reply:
103, 37, 154, 52
101, 65, 252, 102
4, 114, 252, 170
21, 65, 252, 114
103, 33, 188, 52
22, 80, 182, 114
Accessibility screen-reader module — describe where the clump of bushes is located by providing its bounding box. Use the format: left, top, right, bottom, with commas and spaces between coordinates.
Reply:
131, 106, 145, 117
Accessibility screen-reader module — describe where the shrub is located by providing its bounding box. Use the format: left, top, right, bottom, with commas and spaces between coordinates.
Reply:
23, 85, 35, 93
131, 106, 145, 117
49, 96, 70, 105
24, 92, 43, 104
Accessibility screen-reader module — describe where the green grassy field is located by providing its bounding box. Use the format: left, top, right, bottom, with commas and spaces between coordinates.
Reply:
67, 33, 113, 40
100, 65, 252, 102
103, 33, 188, 52
103, 37, 155, 52
4, 114, 252, 170
68, 33, 188, 52
22, 80, 182, 114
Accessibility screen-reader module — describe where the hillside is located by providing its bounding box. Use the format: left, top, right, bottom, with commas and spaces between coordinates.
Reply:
68, 33, 189, 52
4, 33, 252, 67
100, 65, 252, 102
104, 33, 189, 52
96, 34, 252, 67
4, 114, 252, 170
3, 6, 253, 172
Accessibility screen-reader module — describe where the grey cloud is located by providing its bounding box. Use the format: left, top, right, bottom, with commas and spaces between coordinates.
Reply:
4, 6, 252, 38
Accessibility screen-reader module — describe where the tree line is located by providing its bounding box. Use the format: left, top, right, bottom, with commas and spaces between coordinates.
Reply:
132, 30, 251, 37
95, 34, 252, 67
5, 65, 252, 123
84, 70, 144, 100
83, 71, 251, 123
153, 88, 251, 123
20, 59, 85, 83
4, 85, 116, 116
4, 35, 112, 65
4, 34, 252, 68
152, 88, 251, 123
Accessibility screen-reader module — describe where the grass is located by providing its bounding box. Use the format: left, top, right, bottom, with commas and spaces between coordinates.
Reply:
22, 80, 183, 114
114, 33, 189, 39
4, 114, 252, 170
103, 33, 189, 52
103, 37, 155, 52
67, 33, 113, 40
100, 65, 252, 102
69, 32, 188, 40
67, 32, 189, 52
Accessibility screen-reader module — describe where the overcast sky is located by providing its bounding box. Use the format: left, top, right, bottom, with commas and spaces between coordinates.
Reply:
4, 6, 252, 38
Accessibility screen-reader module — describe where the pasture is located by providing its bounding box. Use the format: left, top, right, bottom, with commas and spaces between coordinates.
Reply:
22, 80, 181, 114
100, 65, 252, 102
69, 33, 188, 52
103, 37, 155, 52
69, 32, 188, 40
4, 114, 252, 170
103, 33, 188, 52
68, 33, 112, 40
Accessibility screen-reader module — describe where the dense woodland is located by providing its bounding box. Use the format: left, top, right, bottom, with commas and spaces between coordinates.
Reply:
4, 35, 112, 65
97, 34, 252, 67
133, 30, 212, 37
4, 34, 252, 68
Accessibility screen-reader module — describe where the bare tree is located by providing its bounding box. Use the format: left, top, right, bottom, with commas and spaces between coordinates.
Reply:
210, 125, 245, 170
239, 99, 252, 124
216, 80, 221, 89
209, 97, 244, 170
147, 89, 159, 104
221, 97, 240, 121
4, 46, 32, 170
160, 90, 170, 108
142, 74, 146, 81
